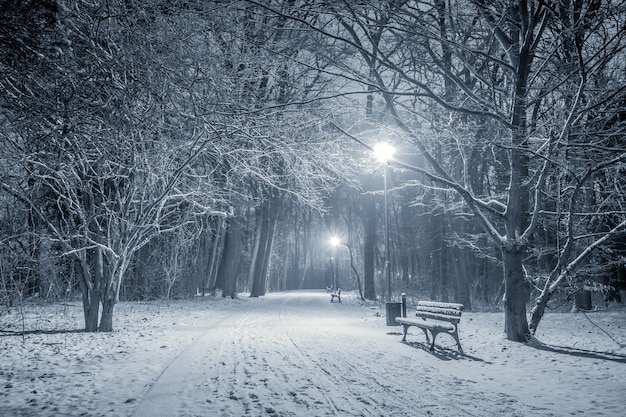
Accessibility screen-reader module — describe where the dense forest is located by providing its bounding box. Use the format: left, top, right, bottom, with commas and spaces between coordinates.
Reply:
1, 0, 625, 341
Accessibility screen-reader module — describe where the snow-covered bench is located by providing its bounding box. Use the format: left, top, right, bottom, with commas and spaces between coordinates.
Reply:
330, 288, 341, 303
395, 301, 464, 353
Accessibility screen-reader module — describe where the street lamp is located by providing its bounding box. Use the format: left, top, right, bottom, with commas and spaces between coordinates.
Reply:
373, 143, 395, 303
329, 235, 340, 290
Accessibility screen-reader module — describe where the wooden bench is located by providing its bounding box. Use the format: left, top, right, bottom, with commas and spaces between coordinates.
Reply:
330, 288, 341, 303
395, 301, 464, 353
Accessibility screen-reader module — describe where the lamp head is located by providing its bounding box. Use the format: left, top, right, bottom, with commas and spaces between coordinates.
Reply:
373, 143, 395, 163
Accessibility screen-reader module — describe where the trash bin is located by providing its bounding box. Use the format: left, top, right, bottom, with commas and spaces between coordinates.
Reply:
385, 302, 402, 326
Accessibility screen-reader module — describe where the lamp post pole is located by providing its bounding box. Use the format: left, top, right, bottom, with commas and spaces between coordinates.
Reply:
374, 143, 395, 303
374, 142, 399, 326
383, 160, 391, 303
332, 250, 337, 291
373, 142, 398, 324
329, 236, 340, 290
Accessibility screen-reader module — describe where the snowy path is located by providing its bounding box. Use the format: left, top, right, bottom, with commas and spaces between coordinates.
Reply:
3, 290, 624, 416
131, 291, 551, 417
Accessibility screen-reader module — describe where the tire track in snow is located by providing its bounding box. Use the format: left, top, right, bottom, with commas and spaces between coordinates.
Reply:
282, 318, 409, 416
223, 307, 344, 416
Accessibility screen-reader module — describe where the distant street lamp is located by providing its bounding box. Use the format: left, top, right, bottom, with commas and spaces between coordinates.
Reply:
329, 235, 340, 290
374, 143, 395, 303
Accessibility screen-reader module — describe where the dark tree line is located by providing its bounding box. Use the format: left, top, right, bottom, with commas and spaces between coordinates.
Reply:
2, 0, 625, 341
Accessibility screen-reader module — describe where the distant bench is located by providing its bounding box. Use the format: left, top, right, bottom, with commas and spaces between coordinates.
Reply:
330, 288, 341, 303
395, 301, 464, 353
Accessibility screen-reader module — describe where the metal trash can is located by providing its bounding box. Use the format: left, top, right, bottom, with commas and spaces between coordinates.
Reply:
385, 302, 402, 326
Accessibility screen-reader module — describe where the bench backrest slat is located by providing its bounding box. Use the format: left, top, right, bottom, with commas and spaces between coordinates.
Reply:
417, 301, 464, 311
415, 311, 461, 324
414, 301, 463, 323
415, 307, 462, 317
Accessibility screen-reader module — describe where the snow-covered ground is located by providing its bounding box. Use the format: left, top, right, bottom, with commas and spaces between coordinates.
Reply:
1, 290, 625, 417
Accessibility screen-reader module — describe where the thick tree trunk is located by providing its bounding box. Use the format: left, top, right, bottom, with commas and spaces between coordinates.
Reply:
99, 257, 130, 332
81, 282, 99, 332
250, 198, 277, 297
98, 294, 115, 332
500, 59, 532, 341
502, 248, 531, 342
215, 218, 242, 298
77, 256, 99, 332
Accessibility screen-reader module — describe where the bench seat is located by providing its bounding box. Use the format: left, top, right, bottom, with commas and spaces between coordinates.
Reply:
396, 301, 463, 353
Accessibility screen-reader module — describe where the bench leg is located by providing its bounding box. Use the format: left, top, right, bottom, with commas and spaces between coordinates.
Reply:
428, 329, 439, 351
452, 330, 464, 354
430, 329, 464, 353
401, 324, 409, 342
403, 325, 432, 346
421, 328, 431, 347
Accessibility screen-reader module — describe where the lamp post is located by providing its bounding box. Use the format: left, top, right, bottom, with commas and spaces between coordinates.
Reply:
373, 143, 395, 303
329, 235, 340, 290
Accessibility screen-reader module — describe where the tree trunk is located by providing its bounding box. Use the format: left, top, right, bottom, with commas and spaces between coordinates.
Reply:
450, 213, 472, 309
77, 254, 99, 332
501, 33, 532, 341
250, 194, 280, 297
97, 253, 125, 332
215, 218, 242, 298
453, 246, 472, 310
99, 294, 115, 332
250, 202, 272, 297
248, 210, 263, 292
205, 216, 224, 294
299, 249, 310, 290
529, 287, 549, 335
347, 244, 364, 301
502, 248, 531, 341
501, 143, 531, 342
80, 273, 99, 332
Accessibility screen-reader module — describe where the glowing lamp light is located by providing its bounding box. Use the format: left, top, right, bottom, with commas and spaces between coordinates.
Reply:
373, 143, 395, 164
